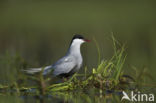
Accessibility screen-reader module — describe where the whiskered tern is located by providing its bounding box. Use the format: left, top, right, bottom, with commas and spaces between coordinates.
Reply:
24, 34, 90, 78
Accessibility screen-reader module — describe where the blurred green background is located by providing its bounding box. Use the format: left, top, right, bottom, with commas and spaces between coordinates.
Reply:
0, 1, 156, 85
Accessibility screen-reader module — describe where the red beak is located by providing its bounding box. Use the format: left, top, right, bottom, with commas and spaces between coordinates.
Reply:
84, 39, 91, 42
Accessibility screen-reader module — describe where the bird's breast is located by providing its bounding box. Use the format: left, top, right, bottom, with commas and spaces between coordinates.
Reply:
76, 55, 83, 69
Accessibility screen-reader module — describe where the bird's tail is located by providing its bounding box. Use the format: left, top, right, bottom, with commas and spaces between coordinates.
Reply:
22, 66, 52, 75
22, 68, 42, 74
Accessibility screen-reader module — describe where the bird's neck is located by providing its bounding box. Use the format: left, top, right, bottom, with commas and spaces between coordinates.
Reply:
67, 44, 82, 56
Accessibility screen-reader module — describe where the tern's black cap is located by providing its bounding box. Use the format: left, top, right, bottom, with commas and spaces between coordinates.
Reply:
72, 34, 84, 40
69, 34, 85, 45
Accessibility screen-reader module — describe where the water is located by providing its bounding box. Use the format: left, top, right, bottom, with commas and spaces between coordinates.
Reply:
0, 88, 123, 103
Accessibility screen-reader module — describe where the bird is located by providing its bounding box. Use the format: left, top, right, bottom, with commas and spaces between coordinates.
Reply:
24, 34, 90, 78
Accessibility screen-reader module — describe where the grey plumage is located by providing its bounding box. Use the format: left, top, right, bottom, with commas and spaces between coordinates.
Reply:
23, 34, 89, 77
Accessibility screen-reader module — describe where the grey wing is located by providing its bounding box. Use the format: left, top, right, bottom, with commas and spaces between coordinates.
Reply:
52, 56, 76, 76
42, 65, 53, 75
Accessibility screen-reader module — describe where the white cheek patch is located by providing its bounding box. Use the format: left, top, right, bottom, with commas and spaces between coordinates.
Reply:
73, 39, 84, 44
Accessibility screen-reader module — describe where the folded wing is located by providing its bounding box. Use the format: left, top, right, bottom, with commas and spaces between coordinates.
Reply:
52, 56, 76, 76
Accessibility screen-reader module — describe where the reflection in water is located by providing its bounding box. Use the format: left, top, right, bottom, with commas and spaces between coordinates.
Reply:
0, 89, 123, 103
